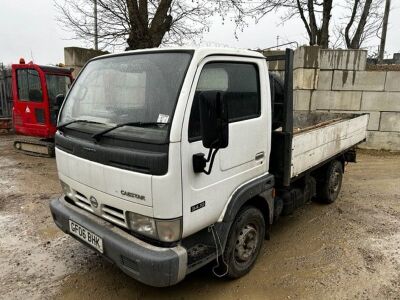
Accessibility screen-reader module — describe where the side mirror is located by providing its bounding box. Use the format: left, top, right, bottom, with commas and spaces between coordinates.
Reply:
193, 91, 229, 175
55, 94, 65, 108
199, 91, 229, 149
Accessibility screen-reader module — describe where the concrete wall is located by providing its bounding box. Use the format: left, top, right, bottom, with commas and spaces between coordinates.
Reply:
266, 46, 400, 151
64, 47, 108, 78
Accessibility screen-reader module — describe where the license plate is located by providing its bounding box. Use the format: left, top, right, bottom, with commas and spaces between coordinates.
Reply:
69, 220, 103, 253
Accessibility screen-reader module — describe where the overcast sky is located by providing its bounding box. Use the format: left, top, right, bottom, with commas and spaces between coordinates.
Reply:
0, 0, 399, 66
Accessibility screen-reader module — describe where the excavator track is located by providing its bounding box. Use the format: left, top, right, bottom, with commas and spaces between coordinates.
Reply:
13, 137, 55, 158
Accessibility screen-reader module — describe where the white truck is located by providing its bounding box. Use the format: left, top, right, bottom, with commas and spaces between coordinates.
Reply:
50, 47, 368, 287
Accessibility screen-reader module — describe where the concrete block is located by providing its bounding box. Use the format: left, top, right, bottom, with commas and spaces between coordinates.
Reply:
317, 71, 333, 90
311, 91, 361, 110
267, 60, 285, 71
294, 69, 319, 90
359, 131, 400, 151
380, 112, 400, 132
293, 46, 320, 69
293, 90, 311, 111
65, 47, 107, 67
361, 92, 400, 111
320, 49, 367, 70
263, 50, 286, 71
332, 71, 386, 91
366, 111, 381, 131
385, 72, 400, 91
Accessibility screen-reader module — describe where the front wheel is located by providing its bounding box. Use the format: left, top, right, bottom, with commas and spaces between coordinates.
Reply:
223, 206, 265, 278
316, 160, 343, 204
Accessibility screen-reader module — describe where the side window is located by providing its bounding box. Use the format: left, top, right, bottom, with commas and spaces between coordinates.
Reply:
188, 62, 260, 140
17, 69, 43, 102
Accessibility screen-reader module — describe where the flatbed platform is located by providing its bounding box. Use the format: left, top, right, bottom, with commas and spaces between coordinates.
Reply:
290, 112, 369, 177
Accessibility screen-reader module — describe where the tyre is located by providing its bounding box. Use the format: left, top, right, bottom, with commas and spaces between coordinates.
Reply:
223, 206, 265, 278
316, 160, 343, 204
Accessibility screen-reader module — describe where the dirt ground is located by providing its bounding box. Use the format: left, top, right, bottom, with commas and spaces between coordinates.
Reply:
0, 134, 400, 300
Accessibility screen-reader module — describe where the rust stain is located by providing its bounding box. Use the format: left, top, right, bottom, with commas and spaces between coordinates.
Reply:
342, 70, 349, 85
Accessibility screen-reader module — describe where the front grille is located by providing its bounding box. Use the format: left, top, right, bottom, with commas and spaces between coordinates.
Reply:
73, 191, 93, 212
70, 189, 128, 228
102, 204, 127, 227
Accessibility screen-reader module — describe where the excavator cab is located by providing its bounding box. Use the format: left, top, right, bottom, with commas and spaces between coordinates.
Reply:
11, 59, 73, 156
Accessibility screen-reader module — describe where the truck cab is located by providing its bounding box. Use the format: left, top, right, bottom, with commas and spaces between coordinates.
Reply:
12, 61, 73, 138
50, 47, 367, 287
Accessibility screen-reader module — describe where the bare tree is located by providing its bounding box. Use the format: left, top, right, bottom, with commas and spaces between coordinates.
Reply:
55, 0, 212, 51
297, 0, 333, 48
378, 0, 391, 62
343, 0, 384, 49
225, 0, 387, 50
219, 0, 334, 48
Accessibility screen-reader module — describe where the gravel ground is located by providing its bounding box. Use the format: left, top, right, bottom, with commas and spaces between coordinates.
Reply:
0, 134, 400, 300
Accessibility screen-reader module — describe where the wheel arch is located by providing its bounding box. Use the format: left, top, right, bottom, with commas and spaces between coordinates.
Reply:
220, 173, 275, 232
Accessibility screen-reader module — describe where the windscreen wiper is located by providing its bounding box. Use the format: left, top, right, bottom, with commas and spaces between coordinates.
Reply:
57, 119, 104, 131
92, 122, 170, 141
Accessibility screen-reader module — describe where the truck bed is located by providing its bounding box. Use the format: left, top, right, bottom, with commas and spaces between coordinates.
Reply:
290, 112, 369, 178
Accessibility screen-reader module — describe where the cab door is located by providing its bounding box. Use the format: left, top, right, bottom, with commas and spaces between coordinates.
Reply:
12, 65, 48, 137
181, 56, 271, 237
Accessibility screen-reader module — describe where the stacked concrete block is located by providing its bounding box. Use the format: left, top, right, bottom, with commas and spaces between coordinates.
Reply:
320, 49, 367, 71
64, 47, 108, 78
332, 71, 386, 91
294, 69, 319, 90
293, 90, 311, 111
361, 92, 400, 111
317, 71, 333, 90
385, 72, 400, 91
263, 50, 286, 71
290, 47, 320, 111
291, 46, 400, 151
293, 46, 320, 69
361, 132, 400, 151
380, 112, 400, 132
311, 91, 361, 111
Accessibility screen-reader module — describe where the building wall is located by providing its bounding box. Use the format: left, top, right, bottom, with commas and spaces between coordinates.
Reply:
64, 47, 108, 78
265, 46, 400, 151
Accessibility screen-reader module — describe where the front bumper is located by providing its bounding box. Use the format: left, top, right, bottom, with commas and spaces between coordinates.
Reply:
50, 196, 187, 287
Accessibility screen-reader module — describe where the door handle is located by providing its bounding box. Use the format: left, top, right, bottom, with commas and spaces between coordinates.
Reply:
255, 152, 265, 160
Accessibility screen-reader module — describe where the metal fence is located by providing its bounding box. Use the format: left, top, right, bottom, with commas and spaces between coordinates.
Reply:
0, 64, 12, 118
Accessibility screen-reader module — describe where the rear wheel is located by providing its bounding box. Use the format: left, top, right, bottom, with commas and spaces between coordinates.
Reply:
316, 160, 343, 204
223, 206, 265, 278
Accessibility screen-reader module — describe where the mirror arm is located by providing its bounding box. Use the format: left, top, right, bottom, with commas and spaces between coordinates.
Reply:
202, 148, 219, 175
192, 147, 220, 175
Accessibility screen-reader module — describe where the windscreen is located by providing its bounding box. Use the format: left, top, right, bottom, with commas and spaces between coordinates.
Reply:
46, 74, 71, 103
46, 74, 72, 124
60, 52, 192, 142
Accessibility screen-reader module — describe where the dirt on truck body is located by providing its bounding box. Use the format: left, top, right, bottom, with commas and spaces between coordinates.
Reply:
0, 134, 400, 299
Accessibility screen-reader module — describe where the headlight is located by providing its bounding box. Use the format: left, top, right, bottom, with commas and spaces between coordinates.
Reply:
128, 212, 157, 239
60, 180, 73, 198
127, 212, 182, 242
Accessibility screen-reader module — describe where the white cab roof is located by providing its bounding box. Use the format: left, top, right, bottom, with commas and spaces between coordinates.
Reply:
94, 47, 265, 61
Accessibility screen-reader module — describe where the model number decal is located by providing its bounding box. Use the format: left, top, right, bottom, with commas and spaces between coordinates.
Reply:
191, 201, 205, 212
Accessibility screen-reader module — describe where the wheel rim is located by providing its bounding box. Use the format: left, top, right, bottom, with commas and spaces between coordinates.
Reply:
329, 169, 341, 195
234, 224, 259, 263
